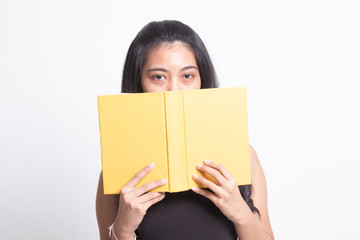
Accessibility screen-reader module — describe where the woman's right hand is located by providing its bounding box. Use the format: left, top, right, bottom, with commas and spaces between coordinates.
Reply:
113, 162, 167, 239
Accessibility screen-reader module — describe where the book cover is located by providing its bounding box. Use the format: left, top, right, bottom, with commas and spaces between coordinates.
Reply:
98, 86, 251, 194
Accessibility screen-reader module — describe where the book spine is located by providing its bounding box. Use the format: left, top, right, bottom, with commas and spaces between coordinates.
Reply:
162, 92, 171, 191
164, 91, 188, 192
181, 90, 189, 190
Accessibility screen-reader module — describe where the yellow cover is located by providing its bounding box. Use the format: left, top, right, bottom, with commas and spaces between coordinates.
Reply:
98, 86, 251, 194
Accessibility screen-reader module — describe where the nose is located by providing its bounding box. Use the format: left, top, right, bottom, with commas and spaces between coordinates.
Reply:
167, 79, 182, 91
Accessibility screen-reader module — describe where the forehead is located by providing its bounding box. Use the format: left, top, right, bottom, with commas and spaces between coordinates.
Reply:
144, 42, 197, 67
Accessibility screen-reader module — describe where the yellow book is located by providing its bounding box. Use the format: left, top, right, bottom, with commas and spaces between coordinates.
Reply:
98, 86, 251, 194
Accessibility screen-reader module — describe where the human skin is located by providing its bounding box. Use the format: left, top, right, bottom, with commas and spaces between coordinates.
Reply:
96, 42, 274, 240
140, 42, 201, 92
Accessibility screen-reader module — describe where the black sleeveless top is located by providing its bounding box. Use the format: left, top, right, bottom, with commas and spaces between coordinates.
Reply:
135, 189, 237, 240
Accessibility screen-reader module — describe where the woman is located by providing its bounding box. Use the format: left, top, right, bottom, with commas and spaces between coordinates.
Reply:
96, 20, 274, 240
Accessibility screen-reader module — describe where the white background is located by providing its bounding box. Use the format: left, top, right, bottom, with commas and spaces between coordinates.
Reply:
1, 0, 359, 239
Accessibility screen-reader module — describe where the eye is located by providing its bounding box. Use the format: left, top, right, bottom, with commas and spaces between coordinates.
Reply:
183, 74, 193, 79
152, 74, 166, 80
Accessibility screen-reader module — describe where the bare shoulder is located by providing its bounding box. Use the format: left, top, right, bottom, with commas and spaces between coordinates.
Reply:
249, 145, 259, 171
96, 171, 119, 240
248, 144, 275, 240
249, 144, 265, 182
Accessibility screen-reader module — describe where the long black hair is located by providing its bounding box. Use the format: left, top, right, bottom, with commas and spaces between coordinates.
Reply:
121, 20, 219, 93
119, 20, 260, 216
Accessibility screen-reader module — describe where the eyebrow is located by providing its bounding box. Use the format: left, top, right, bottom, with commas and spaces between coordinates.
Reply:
181, 66, 198, 71
147, 65, 198, 73
147, 67, 168, 73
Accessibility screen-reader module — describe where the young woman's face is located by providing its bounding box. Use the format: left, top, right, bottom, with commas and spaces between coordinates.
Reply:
141, 42, 201, 93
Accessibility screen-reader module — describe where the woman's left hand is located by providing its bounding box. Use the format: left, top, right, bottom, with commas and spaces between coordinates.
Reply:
191, 159, 251, 224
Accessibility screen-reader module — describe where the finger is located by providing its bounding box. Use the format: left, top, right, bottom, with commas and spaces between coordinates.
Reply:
203, 159, 233, 180
132, 178, 167, 196
124, 163, 155, 190
192, 173, 223, 196
196, 164, 228, 188
136, 192, 165, 204
191, 186, 217, 203
142, 193, 166, 210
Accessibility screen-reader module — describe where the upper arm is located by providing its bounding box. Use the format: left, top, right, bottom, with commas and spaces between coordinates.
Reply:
96, 171, 119, 240
249, 144, 275, 240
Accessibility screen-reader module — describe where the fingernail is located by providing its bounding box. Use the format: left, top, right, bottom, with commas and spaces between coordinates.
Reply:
196, 164, 202, 169
149, 162, 155, 168
193, 174, 198, 178
204, 159, 210, 164
161, 179, 168, 184
192, 187, 198, 191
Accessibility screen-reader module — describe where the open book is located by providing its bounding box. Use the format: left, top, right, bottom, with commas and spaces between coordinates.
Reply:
98, 86, 251, 194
